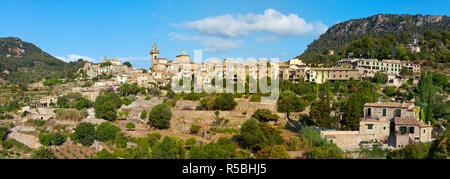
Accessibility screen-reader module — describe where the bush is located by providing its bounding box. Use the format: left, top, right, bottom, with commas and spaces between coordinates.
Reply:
140, 111, 147, 119
300, 126, 327, 149
31, 147, 56, 159
52, 133, 66, 146
306, 143, 344, 159
252, 109, 280, 122
214, 93, 237, 110
240, 119, 284, 151
0, 126, 9, 142
287, 136, 301, 151
39, 133, 54, 146
152, 136, 185, 159
148, 104, 172, 129
93, 91, 122, 121
255, 145, 291, 159
190, 124, 200, 134
189, 137, 237, 159
96, 122, 121, 142
74, 122, 96, 146
114, 132, 128, 148
94, 149, 117, 159
185, 138, 197, 148
125, 122, 136, 131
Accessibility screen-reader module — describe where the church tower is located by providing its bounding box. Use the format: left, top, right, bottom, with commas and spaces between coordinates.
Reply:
150, 43, 160, 68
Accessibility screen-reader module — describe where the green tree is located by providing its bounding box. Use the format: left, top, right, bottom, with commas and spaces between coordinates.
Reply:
255, 145, 291, 159
372, 71, 386, 84
96, 122, 121, 142
148, 104, 172, 129
240, 119, 284, 151
93, 91, 121, 121
189, 137, 238, 159
428, 130, 450, 159
94, 149, 117, 159
152, 136, 186, 159
390, 142, 429, 159
306, 144, 344, 159
252, 109, 280, 122
383, 86, 397, 97
140, 111, 147, 119
125, 122, 136, 131
52, 133, 66, 146
277, 90, 307, 119
74, 122, 96, 146
214, 93, 237, 110
123, 61, 132, 67
309, 92, 333, 128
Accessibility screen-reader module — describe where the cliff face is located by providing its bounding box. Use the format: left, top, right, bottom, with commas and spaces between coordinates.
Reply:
297, 14, 450, 63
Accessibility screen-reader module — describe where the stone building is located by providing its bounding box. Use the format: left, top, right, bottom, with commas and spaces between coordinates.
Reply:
305, 67, 363, 84
321, 102, 433, 150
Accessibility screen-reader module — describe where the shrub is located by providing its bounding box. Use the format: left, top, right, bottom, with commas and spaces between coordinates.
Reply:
31, 147, 56, 159
140, 111, 147, 119
189, 137, 237, 159
190, 124, 200, 134
255, 145, 291, 159
240, 119, 284, 151
96, 122, 121, 142
148, 104, 172, 129
125, 122, 136, 131
306, 143, 344, 159
52, 133, 66, 146
114, 132, 128, 148
287, 136, 301, 151
38, 133, 54, 146
94, 149, 117, 159
185, 138, 197, 148
300, 126, 327, 149
252, 109, 280, 122
74, 122, 96, 146
152, 136, 185, 159
214, 93, 237, 110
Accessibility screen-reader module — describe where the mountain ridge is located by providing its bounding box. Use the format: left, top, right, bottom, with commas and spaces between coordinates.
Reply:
296, 14, 450, 63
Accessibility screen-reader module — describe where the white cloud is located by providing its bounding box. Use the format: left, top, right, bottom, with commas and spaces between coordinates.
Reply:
255, 36, 279, 43
119, 56, 150, 62
176, 9, 328, 38
168, 32, 244, 53
56, 54, 99, 62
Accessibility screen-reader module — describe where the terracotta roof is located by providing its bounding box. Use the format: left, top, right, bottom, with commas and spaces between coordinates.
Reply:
364, 102, 414, 108
394, 117, 426, 126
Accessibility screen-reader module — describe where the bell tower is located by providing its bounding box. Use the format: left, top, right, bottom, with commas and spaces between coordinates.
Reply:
150, 43, 160, 68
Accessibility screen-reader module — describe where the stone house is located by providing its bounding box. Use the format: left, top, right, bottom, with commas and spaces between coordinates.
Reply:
322, 102, 433, 149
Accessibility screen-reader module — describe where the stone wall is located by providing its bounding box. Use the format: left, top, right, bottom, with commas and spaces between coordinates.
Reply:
320, 130, 375, 149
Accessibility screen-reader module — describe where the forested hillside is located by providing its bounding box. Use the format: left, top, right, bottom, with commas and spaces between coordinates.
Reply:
296, 14, 450, 66
0, 37, 85, 84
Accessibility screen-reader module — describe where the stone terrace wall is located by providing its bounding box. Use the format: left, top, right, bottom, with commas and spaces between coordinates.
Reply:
320, 130, 375, 149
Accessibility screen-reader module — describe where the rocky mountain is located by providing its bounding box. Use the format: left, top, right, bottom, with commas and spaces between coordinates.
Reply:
0, 37, 84, 84
296, 14, 450, 63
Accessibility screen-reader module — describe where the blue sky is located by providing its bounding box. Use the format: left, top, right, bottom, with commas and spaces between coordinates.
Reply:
0, 0, 448, 69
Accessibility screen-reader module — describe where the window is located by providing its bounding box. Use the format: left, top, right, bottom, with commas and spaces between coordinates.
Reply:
383, 126, 387, 131
382, 108, 387, 117
399, 126, 407, 134
367, 124, 374, 130
394, 109, 401, 117
366, 108, 372, 117
423, 129, 426, 134
409, 127, 415, 134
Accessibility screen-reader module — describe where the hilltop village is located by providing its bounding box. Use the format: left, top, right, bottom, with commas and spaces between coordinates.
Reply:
0, 39, 448, 159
